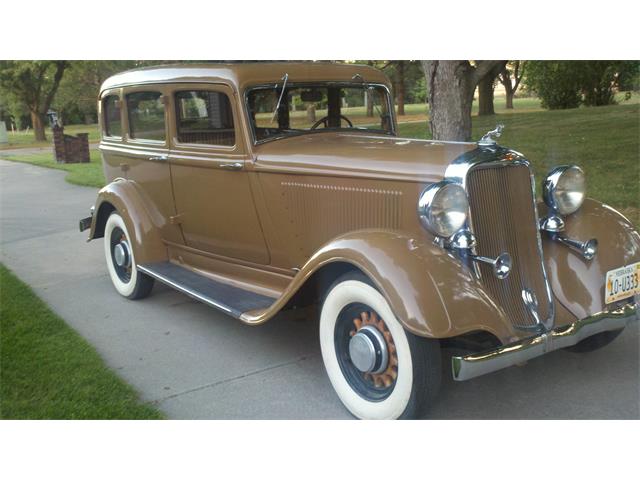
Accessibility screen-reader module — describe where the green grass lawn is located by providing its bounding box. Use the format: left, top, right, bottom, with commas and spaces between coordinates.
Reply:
0, 149, 105, 188
0, 264, 164, 419
399, 102, 640, 226
0, 123, 101, 150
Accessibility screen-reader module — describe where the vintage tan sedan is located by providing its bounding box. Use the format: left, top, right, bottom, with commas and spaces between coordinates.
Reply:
80, 62, 640, 419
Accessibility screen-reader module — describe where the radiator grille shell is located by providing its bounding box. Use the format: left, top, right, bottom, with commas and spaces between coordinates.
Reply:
466, 163, 552, 329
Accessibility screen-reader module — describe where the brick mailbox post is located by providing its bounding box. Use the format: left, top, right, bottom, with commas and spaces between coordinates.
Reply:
52, 125, 90, 164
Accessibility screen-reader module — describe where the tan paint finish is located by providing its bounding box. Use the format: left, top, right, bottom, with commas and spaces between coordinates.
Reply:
167, 83, 270, 264
88, 62, 639, 346
540, 199, 640, 320
89, 180, 168, 265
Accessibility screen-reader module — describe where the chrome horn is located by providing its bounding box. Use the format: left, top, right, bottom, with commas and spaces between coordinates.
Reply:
554, 235, 598, 261
539, 216, 598, 261
448, 231, 512, 279
469, 252, 512, 280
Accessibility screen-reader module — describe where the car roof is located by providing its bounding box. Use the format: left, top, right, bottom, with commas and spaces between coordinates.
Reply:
100, 62, 391, 95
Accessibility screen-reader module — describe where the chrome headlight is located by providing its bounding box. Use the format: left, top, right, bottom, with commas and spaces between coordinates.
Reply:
418, 182, 468, 237
543, 165, 586, 215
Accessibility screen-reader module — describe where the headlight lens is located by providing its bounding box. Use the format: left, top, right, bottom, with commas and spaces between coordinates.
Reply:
543, 165, 586, 215
418, 182, 468, 237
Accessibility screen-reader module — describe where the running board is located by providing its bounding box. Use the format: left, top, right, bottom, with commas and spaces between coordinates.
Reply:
138, 261, 275, 319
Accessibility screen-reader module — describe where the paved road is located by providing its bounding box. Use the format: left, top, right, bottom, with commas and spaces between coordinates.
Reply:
1, 158, 638, 419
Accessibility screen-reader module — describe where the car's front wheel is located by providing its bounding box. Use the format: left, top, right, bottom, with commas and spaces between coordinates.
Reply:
319, 273, 441, 419
564, 328, 624, 353
103, 211, 154, 300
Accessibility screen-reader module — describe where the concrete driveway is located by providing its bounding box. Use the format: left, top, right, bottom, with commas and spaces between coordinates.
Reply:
0, 158, 638, 419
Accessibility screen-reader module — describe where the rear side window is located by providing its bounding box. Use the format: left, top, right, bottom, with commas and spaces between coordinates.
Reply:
103, 95, 121, 137
175, 90, 235, 146
126, 91, 166, 141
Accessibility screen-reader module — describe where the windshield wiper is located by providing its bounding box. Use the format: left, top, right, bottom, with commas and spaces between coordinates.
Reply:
270, 73, 289, 124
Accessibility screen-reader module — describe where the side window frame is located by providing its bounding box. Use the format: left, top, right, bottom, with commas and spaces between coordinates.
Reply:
169, 83, 242, 153
101, 89, 123, 141
122, 85, 169, 146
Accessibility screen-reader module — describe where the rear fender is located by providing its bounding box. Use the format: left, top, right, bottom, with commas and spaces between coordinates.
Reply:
88, 179, 168, 265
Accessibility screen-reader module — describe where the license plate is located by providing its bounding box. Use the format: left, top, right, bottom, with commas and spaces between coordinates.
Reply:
605, 262, 640, 304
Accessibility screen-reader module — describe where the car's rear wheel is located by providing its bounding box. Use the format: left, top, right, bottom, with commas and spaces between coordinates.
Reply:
564, 328, 624, 353
319, 272, 441, 419
104, 211, 154, 299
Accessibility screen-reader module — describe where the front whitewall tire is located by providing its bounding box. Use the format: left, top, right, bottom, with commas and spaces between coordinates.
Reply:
320, 279, 414, 420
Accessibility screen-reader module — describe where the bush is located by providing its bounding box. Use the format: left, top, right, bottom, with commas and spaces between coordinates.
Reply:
525, 61, 640, 110
524, 61, 582, 109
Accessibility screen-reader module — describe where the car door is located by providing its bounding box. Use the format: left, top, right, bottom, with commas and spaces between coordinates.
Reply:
100, 85, 184, 245
168, 83, 270, 265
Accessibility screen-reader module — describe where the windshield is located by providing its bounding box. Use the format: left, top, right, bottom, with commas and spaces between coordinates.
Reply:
247, 83, 394, 142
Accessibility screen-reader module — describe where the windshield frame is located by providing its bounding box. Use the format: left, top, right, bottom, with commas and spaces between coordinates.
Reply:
243, 81, 397, 145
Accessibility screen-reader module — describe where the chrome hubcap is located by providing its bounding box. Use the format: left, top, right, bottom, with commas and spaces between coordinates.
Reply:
348, 325, 388, 374
113, 241, 131, 268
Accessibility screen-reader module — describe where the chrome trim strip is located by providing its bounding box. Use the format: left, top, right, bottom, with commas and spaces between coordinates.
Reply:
137, 264, 239, 318
452, 302, 638, 381
445, 146, 556, 331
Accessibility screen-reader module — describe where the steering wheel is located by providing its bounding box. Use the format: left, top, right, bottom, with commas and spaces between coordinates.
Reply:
310, 115, 354, 130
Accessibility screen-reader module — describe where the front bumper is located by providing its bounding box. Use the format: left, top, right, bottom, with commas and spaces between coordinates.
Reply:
452, 301, 638, 381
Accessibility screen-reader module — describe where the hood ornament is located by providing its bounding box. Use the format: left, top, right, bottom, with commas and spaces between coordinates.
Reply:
478, 124, 504, 146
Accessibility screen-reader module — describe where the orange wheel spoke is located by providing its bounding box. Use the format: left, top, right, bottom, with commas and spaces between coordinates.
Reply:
350, 308, 398, 391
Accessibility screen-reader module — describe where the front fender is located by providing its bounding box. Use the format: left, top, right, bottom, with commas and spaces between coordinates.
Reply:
541, 198, 640, 320
279, 230, 519, 343
88, 179, 168, 265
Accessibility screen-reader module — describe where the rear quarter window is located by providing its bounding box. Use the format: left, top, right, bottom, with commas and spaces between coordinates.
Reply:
103, 95, 122, 138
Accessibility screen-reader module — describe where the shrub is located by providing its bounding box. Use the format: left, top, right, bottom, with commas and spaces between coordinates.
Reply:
524, 61, 582, 109
525, 61, 640, 110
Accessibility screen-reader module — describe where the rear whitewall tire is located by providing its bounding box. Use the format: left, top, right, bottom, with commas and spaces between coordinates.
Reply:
103, 212, 153, 299
320, 276, 440, 420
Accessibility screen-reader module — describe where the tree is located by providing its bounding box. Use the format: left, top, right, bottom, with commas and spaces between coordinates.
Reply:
421, 60, 507, 141
580, 61, 637, 106
523, 61, 582, 110
394, 61, 406, 115
0, 61, 69, 141
524, 61, 636, 110
53, 60, 164, 124
477, 61, 507, 116
498, 61, 525, 109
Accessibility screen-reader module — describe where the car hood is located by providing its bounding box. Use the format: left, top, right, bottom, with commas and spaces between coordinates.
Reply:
252, 132, 478, 183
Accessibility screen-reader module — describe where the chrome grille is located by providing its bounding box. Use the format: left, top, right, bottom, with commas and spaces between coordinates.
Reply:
466, 163, 551, 329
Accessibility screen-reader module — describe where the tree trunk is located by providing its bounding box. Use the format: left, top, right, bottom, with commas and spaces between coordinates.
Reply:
31, 111, 46, 141
505, 89, 514, 109
477, 62, 504, 116
477, 75, 496, 116
366, 89, 374, 117
306, 104, 316, 122
396, 61, 405, 116
421, 61, 476, 141
500, 68, 515, 109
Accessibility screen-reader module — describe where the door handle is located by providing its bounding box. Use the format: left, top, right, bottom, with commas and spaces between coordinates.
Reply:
219, 162, 243, 170
148, 155, 168, 162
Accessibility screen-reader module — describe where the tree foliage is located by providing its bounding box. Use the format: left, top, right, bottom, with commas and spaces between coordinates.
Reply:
523, 61, 582, 109
53, 61, 166, 124
524, 61, 638, 110
0, 61, 69, 140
